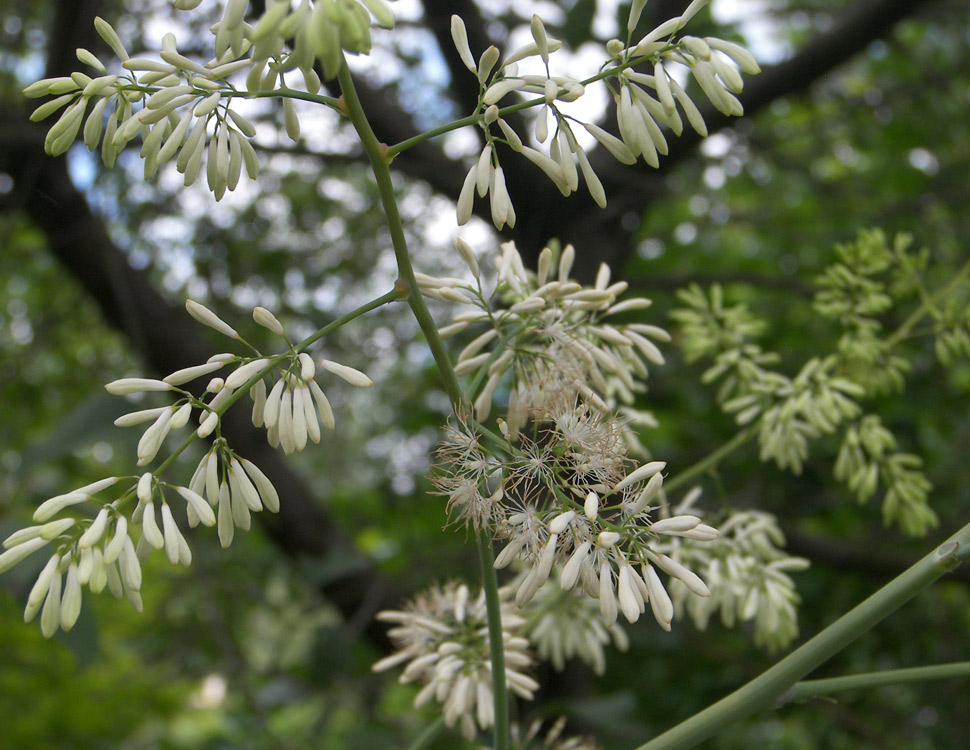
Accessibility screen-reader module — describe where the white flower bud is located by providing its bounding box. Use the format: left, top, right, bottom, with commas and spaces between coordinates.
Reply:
548, 511, 575, 535
40, 566, 62, 638
246, 379, 266, 429
298, 352, 315, 381
0, 537, 49, 574
308, 380, 335, 431
38, 518, 74, 541
119, 536, 142, 591
478, 46, 499, 85
457, 165, 477, 225
654, 554, 711, 597
197, 411, 219, 438
560, 541, 590, 591
225, 358, 270, 390
185, 299, 239, 339
320, 359, 372, 387
160, 503, 187, 565
643, 564, 673, 630
650, 515, 702, 534
59, 562, 83, 631
282, 96, 300, 142
94, 16, 129, 61
241, 459, 280, 513
482, 78, 526, 106
170, 402, 193, 430
164, 361, 225, 386
520, 146, 566, 190
615, 460, 665, 491
103, 516, 128, 564
450, 15, 476, 72
504, 39, 562, 66
599, 562, 617, 626
229, 474, 252, 531
252, 306, 284, 336
217, 482, 233, 548
177, 486, 216, 527
597, 531, 621, 548
105, 377, 172, 395
137, 408, 174, 465
618, 565, 644, 623
33, 493, 86, 523
25, 553, 60, 623
455, 238, 480, 278
141, 501, 164, 549
278, 389, 295, 455
706, 37, 761, 74
230, 459, 263, 512
558, 244, 575, 282
79, 508, 110, 549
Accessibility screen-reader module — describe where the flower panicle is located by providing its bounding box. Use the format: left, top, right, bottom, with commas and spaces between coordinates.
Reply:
450, 4, 758, 226
23, 1, 396, 199
373, 581, 538, 741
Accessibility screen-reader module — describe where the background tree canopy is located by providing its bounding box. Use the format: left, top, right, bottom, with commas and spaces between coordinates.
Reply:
1, 0, 969, 748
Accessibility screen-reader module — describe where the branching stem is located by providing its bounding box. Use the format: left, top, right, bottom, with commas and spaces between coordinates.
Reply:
777, 661, 970, 706
634, 521, 970, 749
337, 57, 509, 750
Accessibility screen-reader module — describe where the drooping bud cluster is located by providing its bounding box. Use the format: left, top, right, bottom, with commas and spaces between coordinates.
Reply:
521, 570, 629, 676
0, 297, 371, 638
450, 2, 759, 227
23, 1, 396, 199
420, 239, 666, 456
657, 488, 810, 652
672, 281, 937, 536
372, 582, 538, 741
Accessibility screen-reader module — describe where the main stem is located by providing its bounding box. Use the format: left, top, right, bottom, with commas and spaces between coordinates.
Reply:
634, 521, 970, 749
337, 59, 510, 750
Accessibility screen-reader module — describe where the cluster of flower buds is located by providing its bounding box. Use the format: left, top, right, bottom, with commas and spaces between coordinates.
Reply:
657, 489, 810, 652
522, 571, 629, 676
179, 300, 372, 455
372, 582, 538, 741
450, 1, 759, 227
0, 294, 378, 637
419, 239, 666, 455
189, 445, 280, 549
0, 471, 216, 638
24, 18, 261, 198
23, 0, 395, 199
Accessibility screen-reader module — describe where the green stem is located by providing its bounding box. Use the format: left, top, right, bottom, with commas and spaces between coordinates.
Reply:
337, 60, 463, 407
886, 256, 970, 348
778, 662, 970, 706
478, 534, 511, 750
385, 52, 665, 158
634, 522, 970, 750
663, 426, 758, 495
338, 58, 509, 750
250, 86, 341, 110
405, 716, 446, 750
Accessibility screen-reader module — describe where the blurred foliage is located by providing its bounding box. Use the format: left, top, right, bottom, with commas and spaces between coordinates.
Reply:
2, 0, 970, 748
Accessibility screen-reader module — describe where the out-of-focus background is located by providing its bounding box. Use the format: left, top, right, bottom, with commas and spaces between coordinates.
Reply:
2, 1, 969, 747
